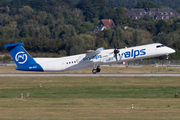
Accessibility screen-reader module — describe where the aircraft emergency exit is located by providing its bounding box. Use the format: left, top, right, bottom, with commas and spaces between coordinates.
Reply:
4, 42, 175, 74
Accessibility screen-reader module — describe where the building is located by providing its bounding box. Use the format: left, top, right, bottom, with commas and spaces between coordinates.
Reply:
125, 8, 180, 20
0, 6, 10, 12
92, 19, 115, 33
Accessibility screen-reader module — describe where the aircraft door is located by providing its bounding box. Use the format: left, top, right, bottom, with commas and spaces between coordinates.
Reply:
62, 61, 67, 70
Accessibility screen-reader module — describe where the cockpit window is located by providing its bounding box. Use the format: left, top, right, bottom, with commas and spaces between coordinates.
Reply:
156, 45, 161, 48
156, 44, 165, 48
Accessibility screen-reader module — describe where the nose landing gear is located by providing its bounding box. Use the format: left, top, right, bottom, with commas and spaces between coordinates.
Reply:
92, 66, 101, 74
166, 54, 169, 59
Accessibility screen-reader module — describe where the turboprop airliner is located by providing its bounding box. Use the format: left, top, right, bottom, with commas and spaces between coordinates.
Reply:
4, 42, 175, 74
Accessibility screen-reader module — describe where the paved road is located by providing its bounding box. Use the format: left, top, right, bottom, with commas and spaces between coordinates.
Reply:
0, 73, 180, 77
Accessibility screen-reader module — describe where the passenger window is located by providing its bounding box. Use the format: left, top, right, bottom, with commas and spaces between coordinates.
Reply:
69, 62, 71, 64
66, 62, 68, 64
74, 61, 76, 63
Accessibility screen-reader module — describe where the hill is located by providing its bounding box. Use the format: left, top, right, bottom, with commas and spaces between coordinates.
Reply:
0, 0, 179, 60
106, 0, 180, 9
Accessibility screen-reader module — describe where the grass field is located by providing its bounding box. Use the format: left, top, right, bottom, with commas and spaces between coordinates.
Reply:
1, 65, 180, 73
1, 66, 180, 119
0, 76, 180, 120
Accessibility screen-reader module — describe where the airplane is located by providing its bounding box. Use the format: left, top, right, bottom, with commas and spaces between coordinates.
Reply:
4, 42, 175, 74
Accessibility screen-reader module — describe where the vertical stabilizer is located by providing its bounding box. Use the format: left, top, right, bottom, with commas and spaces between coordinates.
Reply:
4, 43, 43, 71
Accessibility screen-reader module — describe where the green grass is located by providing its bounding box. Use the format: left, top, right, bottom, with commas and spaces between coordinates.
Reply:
0, 77, 180, 98
0, 77, 180, 119
2, 65, 180, 73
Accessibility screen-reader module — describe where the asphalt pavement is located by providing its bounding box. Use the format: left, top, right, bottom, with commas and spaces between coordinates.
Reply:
0, 73, 180, 77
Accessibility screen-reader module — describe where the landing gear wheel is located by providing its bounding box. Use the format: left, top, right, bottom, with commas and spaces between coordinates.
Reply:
96, 67, 101, 73
92, 69, 97, 74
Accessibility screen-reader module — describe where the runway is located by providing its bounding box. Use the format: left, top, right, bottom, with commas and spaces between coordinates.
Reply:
0, 73, 180, 77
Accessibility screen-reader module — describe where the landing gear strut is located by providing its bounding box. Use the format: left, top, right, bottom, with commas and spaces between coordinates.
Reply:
92, 66, 101, 74
166, 54, 169, 59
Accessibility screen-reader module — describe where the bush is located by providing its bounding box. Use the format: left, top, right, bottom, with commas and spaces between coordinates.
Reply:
3, 55, 12, 63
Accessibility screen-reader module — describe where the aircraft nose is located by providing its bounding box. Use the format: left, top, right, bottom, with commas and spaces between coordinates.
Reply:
167, 48, 176, 54
172, 49, 176, 53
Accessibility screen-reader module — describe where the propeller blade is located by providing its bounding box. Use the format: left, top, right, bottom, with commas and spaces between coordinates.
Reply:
114, 49, 119, 61
117, 43, 120, 49
114, 44, 116, 49
115, 54, 118, 61
114, 43, 120, 61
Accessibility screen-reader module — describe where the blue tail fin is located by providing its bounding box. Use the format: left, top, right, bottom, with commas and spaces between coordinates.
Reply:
4, 43, 43, 71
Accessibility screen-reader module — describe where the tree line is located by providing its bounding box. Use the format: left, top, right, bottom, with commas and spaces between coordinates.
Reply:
0, 0, 180, 60
106, 0, 180, 9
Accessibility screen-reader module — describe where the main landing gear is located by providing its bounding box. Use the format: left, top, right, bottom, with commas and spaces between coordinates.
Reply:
92, 66, 101, 74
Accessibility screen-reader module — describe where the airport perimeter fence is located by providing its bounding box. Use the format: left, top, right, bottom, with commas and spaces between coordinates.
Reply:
1, 60, 180, 68
120, 60, 180, 68
0, 60, 15, 66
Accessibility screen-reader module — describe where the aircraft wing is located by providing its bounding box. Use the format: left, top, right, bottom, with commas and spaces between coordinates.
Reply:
86, 47, 104, 57
86, 50, 100, 57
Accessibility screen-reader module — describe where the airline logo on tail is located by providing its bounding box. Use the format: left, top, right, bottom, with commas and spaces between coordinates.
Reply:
15, 51, 27, 64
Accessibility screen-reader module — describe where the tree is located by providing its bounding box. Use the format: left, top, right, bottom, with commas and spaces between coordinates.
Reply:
28, 25, 37, 38
39, 26, 50, 39
19, 6, 34, 19
146, 22, 157, 35
28, 0, 48, 10
63, 0, 76, 8
134, 1, 160, 8
140, 15, 154, 22
96, 31, 107, 47
77, 0, 106, 21
80, 34, 94, 49
153, 32, 169, 45
0, 0, 10, 7
100, 7, 116, 20
10, 0, 29, 8
37, 11, 47, 25
116, 27, 126, 47
132, 30, 143, 46
115, 7, 132, 26
156, 19, 169, 35
67, 35, 85, 55
104, 29, 113, 44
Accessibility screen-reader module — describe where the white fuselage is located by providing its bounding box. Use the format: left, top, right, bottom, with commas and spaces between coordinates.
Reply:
34, 43, 175, 72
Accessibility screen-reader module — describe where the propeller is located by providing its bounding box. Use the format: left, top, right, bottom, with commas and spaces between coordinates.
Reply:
114, 44, 120, 61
